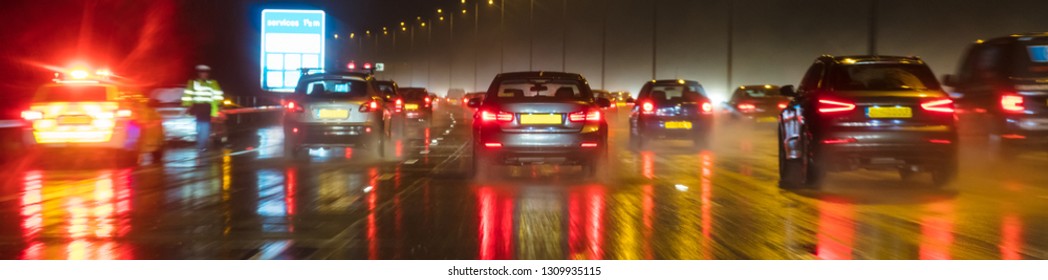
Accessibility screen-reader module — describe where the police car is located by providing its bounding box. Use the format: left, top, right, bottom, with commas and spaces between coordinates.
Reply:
21, 69, 166, 166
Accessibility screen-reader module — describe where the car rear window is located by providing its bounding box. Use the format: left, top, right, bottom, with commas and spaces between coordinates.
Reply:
297, 78, 369, 98
491, 79, 591, 100
829, 64, 941, 91
400, 89, 428, 99
740, 88, 781, 98
35, 85, 108, 102
641, 84, 705, 101
1014, 42, 1048, 78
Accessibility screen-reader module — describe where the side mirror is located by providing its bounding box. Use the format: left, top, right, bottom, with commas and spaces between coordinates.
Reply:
942, 74, 958, 87
596, 97, 612, 108
467, 97, 482, 108
780, 85, 798, 98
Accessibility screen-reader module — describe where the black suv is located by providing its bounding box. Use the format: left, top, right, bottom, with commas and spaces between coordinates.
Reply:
943, 33, 1048, 158
778, 56, 958, 188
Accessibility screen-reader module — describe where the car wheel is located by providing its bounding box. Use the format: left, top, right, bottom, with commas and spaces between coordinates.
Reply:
898, 168, 917, 181
692, 130, 710, 150
151, 145, 165, 164
931, 158, 958, 188
118, 150, 140, 167
778, 126, 802, 189
802, 130, 826, 189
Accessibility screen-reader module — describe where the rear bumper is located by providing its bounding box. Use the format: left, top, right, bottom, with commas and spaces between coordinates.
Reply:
817, 128, 958, 170
285, 123, 380, 146
994, 115, 1048, 143
23, 126, 134, 151
475, 130, 606, 164
632, 116, 712, 138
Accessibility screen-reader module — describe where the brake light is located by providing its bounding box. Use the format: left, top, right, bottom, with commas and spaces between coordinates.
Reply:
1001, 94, 1024, 113
115, 109, 133, 118
463, 98, 469, 104
21, 111, 43, 121
359, 101, 380, 112
480, 110, 514, 122
921, 99, 955, 113
569, 110, 601, 122
581, 142, 599, 148
822, 138, 857, 144
817, 99, 856, 113
484, 142, 503, 148
425, 97, 431, 103
394, 98, 404, 112
641, 101, 655, 114
737, 103, 755, 112
285, 101, 304, 113
778, 102, 788, 109
701, 102, 713, 114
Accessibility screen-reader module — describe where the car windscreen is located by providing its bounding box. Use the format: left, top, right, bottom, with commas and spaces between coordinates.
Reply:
35, 85, 108, 102
490, 79, 591, 101
296, 78, 369, 98
829, 64, 941, 91
739, 88, 781, 98
376, 82, 397, 95
641, 84, 706, 102
1015, 41, 1048, 78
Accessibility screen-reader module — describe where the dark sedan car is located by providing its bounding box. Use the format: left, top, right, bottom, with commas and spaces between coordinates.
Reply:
629, 79, 715, 149
778, 55, 958, 189
727, 84, 790, 123
468, 71, 611, 178
398, 87, 434, 122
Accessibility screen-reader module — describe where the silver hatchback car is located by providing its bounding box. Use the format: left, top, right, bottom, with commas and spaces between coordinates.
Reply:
283, 72, 393, 157
467, 72, 612, 177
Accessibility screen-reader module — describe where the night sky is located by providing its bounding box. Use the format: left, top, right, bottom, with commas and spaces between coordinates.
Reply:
2, 0, 1047, 117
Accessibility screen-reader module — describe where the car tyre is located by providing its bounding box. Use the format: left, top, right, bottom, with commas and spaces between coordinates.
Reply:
931, 158, 958, 188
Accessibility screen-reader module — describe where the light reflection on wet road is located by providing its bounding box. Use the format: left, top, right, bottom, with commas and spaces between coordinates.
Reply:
1, 107, 1046, 260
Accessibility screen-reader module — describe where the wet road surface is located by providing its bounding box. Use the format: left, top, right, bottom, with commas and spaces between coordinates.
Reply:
0, 106, 1046, 260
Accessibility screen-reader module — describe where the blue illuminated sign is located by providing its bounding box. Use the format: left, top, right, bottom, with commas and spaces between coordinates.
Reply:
261, 9, 326, 92
1029, 45, 1048, 63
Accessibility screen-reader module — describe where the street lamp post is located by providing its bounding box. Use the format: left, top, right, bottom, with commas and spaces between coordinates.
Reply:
651, 1, 657, 80
529, 0, 534, 71
562, 0, 567, 72
600, 4, 607, 90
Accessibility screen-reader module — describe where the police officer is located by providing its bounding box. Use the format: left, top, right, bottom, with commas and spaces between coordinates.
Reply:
182, 65, 224, 152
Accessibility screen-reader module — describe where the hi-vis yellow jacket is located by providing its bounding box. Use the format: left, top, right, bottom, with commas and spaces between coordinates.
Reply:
182, 79, 224, 116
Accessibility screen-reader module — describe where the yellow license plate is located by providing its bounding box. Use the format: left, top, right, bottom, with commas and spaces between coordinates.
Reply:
867, 107, 912, 118
756, 116, 778, 123
317, 109, 349, 119
405, 104, 419, 110
519, 114, 562, 125
665, 121, 693, 129
57, 115, 92, 125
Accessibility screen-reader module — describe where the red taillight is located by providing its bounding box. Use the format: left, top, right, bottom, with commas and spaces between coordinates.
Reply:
425, 97, 431, 103
817, 99, 856, 113
581, 142, 599, 148
921, 99, 955, 113
480, 110, 514, 122
395, 98, 403, 112
1001, 94, 1024, 113
286, 101, 304, 113
463, 98, 469, 104
929, 139, 952, 144
569, 110, 601, 122
116, 109, 133, 118
641, 101, 655, 114
484, 142, 503, 148
360, 101, 380, 112
822, 138, 857, 144
737, 103, 756, 112
778, 102, 788, 109
701, 102, 713, 114
21, 110, 43, 121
